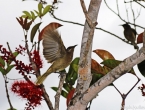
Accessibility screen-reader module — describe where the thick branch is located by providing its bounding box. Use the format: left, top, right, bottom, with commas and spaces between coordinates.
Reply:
67, 0, 102, 109
69, 46, 145, 110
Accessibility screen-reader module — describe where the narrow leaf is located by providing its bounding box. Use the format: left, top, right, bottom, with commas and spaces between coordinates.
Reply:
38, 3, 43, 17
30, 22, 42, 42
91, 59, 105, 75
66, 88, 75, 106
66, 57, 79, 86
34, 10, 40, 17
0, 66, 7, 75
43, 5, 51, 15
23, 11, 32, 19
101, 59, 121, 69
6, 64, 15, 74
63, 83, 72, 92
93, 49, 115, 60
0, 56, 5, 67
30, 11, 37, 20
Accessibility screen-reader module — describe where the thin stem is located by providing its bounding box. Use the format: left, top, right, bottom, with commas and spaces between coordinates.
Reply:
113, 77, 140, 110
51, 13, 133, 45
3, 75, 14, 110
54, 73, 66, 110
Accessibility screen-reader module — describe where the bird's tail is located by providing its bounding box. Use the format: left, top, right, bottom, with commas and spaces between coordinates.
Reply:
133, 43, 139, 50
35, 69, 52, 85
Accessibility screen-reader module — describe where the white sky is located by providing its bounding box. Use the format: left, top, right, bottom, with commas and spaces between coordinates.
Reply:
0, 0, 145, 110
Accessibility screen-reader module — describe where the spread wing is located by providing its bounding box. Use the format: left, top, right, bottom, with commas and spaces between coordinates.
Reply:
42, 29, 66, 63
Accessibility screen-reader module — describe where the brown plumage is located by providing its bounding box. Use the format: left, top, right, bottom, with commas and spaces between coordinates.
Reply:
36, 23, 76, 85
121, 24, 138, 49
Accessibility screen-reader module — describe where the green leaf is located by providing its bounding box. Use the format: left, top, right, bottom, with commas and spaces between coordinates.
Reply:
31, 11, 37, 20
8, 52, 19, 65
6, 64, 15, 74
13, 51, 19, 57
51, 87, 68, 98
43, 5, 51, 16
34, 10, 40, 17
72, 64, 78, 73
66, 57, 79, 86
38, 3, 43, 16
0, 66, 7, 75
23, 11, 32, 19
30, 22, 42, 43
101, 59, 136, 75
63, 83, 72, 92
0, 56, 5, 67
90, 72, 103, 86
101, 59, 121, 69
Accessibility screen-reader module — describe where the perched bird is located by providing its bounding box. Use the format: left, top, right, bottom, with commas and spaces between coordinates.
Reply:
121, 24, 138, 49
36, 24, 77, 85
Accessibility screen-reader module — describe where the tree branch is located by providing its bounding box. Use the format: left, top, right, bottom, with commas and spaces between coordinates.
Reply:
54, 73, 66, 110
51, 13, 137, 46
3, 75, 14, 110
68, 0, 102, 109
104, 0, 145, 29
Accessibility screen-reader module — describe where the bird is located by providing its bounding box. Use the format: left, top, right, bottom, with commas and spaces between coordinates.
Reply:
121, 23, 138, 49
35, 24, 77, 85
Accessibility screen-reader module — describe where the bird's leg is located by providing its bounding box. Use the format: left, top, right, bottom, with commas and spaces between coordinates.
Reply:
55, 71, 66, 78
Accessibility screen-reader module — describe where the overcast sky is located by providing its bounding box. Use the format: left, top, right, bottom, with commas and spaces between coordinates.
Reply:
1, 0, 145, 110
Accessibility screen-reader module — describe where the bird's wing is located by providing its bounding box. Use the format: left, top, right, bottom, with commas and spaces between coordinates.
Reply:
42, 29, 66, 63
131, 28, 137, 36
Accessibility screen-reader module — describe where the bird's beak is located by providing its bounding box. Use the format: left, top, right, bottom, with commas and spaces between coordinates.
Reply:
73, 45, 77, 48
119, 24, 123, 26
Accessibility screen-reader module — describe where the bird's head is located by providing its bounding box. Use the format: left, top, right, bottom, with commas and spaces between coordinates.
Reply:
120, 24, 131, 29
66, 45, 77, 53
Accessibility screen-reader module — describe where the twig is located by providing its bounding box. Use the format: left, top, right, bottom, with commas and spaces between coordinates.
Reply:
104, 0, 145, 29
54, 73, 66, 110
130, 2, 137, 30
3, 75, 14, 110
124, 0, 129, 22
135, 7, 142, 20
113, 77, 140, 110
80, 0, 94, 28
42, 87, 54, 110
51, 13, 133, 45
134, 1, 145, 8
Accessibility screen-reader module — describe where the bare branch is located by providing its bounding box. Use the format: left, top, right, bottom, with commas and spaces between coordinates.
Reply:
51, 13, 133, 45
134, 1, 145, 8
3, 75, 14, 110
113, 77, 140, 110
104, 0, 145, 29
54, 73, 66, 110
124, 0, 129, 22
68, 0, 102, 109
80, 0, 94, 28
130, 2, 137, 30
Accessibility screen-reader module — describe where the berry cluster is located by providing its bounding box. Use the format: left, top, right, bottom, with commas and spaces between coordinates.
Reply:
138, 84, 145, 96
11, 80, 43, 110
31, 50, 43, 69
